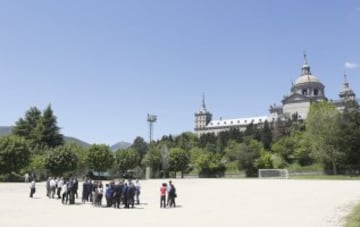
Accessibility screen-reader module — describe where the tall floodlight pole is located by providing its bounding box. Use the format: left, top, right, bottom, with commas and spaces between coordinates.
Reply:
147, 113, 157, 142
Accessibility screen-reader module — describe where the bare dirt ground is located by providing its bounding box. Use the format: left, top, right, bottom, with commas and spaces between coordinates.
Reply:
1, 179, 360, 227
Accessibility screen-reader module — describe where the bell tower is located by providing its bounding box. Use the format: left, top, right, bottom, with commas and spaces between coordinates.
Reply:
339, 73, 356, 102
194, 94, 212, 132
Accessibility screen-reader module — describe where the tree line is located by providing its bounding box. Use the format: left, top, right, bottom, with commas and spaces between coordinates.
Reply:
1, 100, 360, 181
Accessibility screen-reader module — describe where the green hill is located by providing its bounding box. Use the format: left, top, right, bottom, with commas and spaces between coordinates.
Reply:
0, 126, 12, 136
0, 126, 132, 149
110, 141, 132, 151
0, 126, 90, 148
64, 136, 91, 148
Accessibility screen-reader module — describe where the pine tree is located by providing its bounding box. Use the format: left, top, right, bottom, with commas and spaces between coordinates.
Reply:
12, 107, 41, 140
261, 120, 272, 150
32, 105, 64, 148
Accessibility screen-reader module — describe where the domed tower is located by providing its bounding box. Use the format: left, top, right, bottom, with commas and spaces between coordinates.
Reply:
339, 73, 356, 102
194, 94, 212, 134
290, 54, 326, 101
282, 54, 327, 119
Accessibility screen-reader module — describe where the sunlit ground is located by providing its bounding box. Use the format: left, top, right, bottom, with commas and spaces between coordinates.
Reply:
1, 178, 360, 227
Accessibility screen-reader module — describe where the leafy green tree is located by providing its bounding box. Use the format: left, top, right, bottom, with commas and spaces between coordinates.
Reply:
199, 133, 217, 150
216, 131, 230, 153
223, 140, 242, 162
254, 151, 273, 169
338, 104, 360, 172
271, 153, 286, 169
12, 107, 41, 140
12, 105, 64, 151
143, 144, 161, 177
115, 148, 139, 175
293, 132, 314, 166
131, 136, 148, 164
271, 136, 296, 164
271, 117, 293, 141
260, 120, 272, 150
160, 144, 170, 177
228, 128, 243, 143
205, 142, 217, 153
169, 147, 190, 178
306, 101, 343, 175
194, 151, 226, 177
0, 135, 31, 174
237, 139, 263, 177
87, 144, 114, 177
66, 143, 88, 176
244, 122, 261, 141
174, 132, 198, 151
32, 105, 64, 148
25, 154, 46, 175
189, 147, 205, 168
44, 144, 78, 176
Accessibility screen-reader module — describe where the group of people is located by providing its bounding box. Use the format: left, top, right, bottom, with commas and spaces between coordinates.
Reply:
160, 180, 176, 208
46, 177, 79, 204
82, 179, 141, 208
27, 176, 178, 209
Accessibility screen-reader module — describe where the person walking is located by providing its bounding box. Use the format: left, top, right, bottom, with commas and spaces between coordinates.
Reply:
24, 173, 30, 183
167, 180, 176, 207
114, 180, 123, 209
61, 180, 68, 204
135, 179, 141, 205
49, 177, 56, 199
160, 183, 167, 208
46, 177, 51, 198
29, 179, 36, 198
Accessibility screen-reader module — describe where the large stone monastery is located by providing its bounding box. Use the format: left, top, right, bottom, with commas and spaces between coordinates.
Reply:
194, 55, 357, 136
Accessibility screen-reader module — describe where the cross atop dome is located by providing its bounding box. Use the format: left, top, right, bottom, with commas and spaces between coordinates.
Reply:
302, 52, 311, 75
303, 52, 308, 65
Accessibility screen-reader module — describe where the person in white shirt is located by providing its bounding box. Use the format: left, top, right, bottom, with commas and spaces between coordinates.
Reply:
61, 181, 68, 204
135, 179, 141, 205
57, 178, 64, 199
49, 178, 56, 198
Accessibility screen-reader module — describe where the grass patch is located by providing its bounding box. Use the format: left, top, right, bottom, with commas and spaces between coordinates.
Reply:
287, 163, 324, 172
290, 175, 360, 180
344, 202, 360, 227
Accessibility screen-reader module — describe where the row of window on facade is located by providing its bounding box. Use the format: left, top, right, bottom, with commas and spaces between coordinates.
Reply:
209, 118, 263, 126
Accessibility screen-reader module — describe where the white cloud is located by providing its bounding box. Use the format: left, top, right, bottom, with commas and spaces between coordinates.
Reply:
345, 62, 359, 69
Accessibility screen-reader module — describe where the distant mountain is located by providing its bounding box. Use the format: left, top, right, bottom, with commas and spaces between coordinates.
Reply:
111, 141, 132, 151
64, 136, 91, 148
0, 125, 90, 148
0, 126, 12, 136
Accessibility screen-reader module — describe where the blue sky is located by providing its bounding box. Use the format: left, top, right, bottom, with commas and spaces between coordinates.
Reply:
0, 0, 359, 145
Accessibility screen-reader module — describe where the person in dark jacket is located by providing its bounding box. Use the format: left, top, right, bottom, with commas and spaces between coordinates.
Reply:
73, 178, 79, 199
105, 183, 115, 207
29, 179, 36, 198
114, 181, 123, 209
122, 182, 128, 208
127, 181, 136, 208
67, 179, 75, 205
82, 180, 89, 203
167, 180, 176, 207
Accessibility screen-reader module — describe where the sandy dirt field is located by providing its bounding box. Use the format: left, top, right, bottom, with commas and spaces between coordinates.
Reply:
1, 179, 360, 227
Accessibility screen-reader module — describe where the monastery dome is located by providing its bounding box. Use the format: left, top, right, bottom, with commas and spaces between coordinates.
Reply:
294, 74, 322, 85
